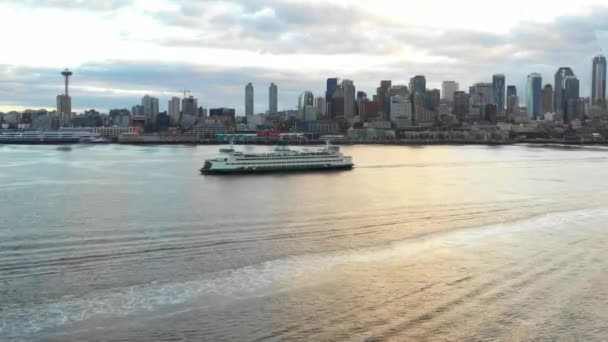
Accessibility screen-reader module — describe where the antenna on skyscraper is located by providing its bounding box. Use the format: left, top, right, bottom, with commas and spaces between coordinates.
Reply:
182, 89, 191, 98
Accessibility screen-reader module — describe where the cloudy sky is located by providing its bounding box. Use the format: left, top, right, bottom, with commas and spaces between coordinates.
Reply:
1, 0, 608, 114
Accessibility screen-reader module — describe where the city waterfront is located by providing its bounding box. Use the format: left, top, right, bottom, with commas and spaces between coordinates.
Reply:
2, 144, 608, 340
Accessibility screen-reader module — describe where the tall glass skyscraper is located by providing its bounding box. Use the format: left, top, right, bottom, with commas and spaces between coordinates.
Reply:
564, 76, 580, 123
492, 74, 505, 113
526, 73, 542, 120
245, 83, 254, 116
507, 85, 517, 98
592, 55, 606, 106
269, 83, 278, 114
554, 67, 575, 120
325, 78, 338, 102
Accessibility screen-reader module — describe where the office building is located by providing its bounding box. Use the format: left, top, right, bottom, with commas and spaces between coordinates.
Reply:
389, 95, 412, 126
298, 91, 315, 119
357, 91, 367, 100
314, 97, 326, 118
564, 75, 580, 122
554, 67, 575, 120
245, 83, 254, 116
506, 95, 519, 115
342, 79, 356, 118
376, 80, 392, 119
592, 55, 606, 106
142, 95, 159, 122
331, 85, 345, 119
442, 81, 459, 102
507, 85, 517, 98
492, 74, 505, 113
182, 96, 198, 117
453, 91, 469, 120
168, 97, 180, 125
269, 83, 278, 114
526, 73, 542, 120
541, 84, 553, 117
326, 78, 338, 102
389, 85, 409, 97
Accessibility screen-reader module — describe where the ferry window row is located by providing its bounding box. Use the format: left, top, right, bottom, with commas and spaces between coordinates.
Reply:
227, 160, 340, 165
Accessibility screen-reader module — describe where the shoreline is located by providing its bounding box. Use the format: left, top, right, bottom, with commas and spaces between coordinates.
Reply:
1, 140, 607, 147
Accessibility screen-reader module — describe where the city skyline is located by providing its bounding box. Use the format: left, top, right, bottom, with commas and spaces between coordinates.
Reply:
2, 0, 608, 113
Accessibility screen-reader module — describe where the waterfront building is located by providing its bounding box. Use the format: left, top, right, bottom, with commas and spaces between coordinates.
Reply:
541, 84, 553, 118
554, 67, 575, 120
269, 83, 278, 114
245, 83, 254, 116
492, 74, 505, 113
526, 73, 542, 120
592, 55, 606, 107
442, 81, 459, 102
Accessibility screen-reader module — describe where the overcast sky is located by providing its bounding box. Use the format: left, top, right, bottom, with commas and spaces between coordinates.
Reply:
1, 0, 608, 114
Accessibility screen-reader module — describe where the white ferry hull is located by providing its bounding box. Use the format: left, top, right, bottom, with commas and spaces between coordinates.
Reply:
200, 143, 354, 175
200, 163, 353, 174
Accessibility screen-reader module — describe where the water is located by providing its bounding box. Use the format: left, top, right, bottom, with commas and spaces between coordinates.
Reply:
2, 144, 608, 341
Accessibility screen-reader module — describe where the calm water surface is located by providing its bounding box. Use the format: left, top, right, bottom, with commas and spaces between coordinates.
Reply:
2, 144, 608, 341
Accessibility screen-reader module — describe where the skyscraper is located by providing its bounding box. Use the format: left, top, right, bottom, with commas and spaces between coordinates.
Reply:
142, 95, 159, 123
554, 67, 575, 120
181, 96, 198, 127
541, 84, 553, 116
245, 83, 254, 116
441, 81, 459, 102
168, 97, 181, 124
453, 91, 469, 121
409, 76, 426, 95
376, 80, 391, 120
341, 79, 356, 118
507, 85, 517, 98
331, 85, 345, 119
269, 83, 278, 114
526, 73, 542, 120
314, 97, 326, 118
592, 55, 606, 106
326, 78, 338, 102
564, 75, 580, 123
298, 91, 314, 116
492, 74, 505, 113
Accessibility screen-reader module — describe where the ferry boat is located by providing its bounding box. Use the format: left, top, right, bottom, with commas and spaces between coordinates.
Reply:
200, 142, 354, 174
